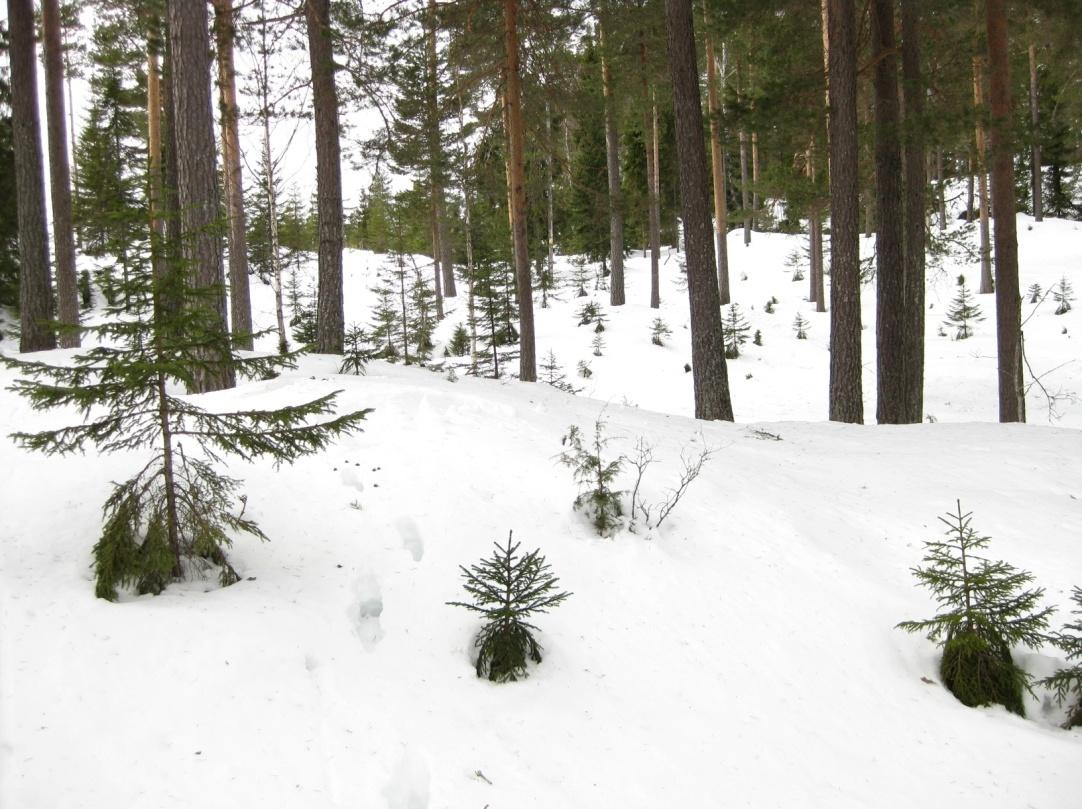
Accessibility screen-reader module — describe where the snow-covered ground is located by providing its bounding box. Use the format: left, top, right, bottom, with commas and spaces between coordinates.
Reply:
1, 215, 1080, 808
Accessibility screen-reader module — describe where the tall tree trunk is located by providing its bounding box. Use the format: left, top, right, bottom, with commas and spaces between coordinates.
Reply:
427, 0, 456, 300
544, 101, 555, 309
213, 0, 253, 350
871, 0, 906, 424
986, 0, 1025, 423
305, 0, 344, 354
599, 16, 625, 306
642, 54, 661, 310
147, 29, 164, 249
974, 57, 993, 294
42, 0, 79, 347
664, 0, 733, 421
901, 0, 925, 423
159, 17, 184, 325
429, 210, 445, 318
455, 77, 478, 365
1028, 43, 1042, 223
936, 147, 946, 231
8, 0, 56, 352
827, 0, 862, 423
739, 126, 751, 245
168, 0, 235, 391
704, 18, 729, 305
503, 0, 536, 381
751, 131, 760, 227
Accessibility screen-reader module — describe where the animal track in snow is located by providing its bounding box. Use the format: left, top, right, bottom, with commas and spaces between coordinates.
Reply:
395, 517, 425, 562
354, 575, 385, 651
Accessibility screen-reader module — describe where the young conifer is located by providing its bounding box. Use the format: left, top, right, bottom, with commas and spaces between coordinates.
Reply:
448, 531, 571, 682
1053, 276, 1074, 315
793, 312, 810, 339
722, 303, 750, 359
897, 501, 1054, 715
559, 416, 624, 536
650, 317, 672, 346
4, 264, 372, 600
944, 274, 983, 339
1039, 586, 1082, 728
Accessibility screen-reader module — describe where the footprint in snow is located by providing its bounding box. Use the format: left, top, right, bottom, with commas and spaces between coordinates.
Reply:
354, 575, 385, 651
340, 465, 364, 493
395, 517, 425, 562
383, 746, 430, 809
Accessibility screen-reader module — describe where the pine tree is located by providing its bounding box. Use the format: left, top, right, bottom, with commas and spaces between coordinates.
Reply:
722, 303, 750, 359
944, 274, 984, 339
3, 261, 371, 600
0, 22, 19, 309
897, 501, 1054, 715
447, 532, 571, 682
559, 416, 624, 536
1039, 586, 1082, 729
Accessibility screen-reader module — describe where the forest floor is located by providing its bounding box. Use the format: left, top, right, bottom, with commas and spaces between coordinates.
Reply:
1, 213, 1080, 808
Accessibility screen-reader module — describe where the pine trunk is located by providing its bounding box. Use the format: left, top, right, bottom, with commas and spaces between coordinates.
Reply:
1028, 43, 1042, 222
936, 147, 947, 231
159, 21, 184, 325
644, 71, 661, 310
664, 0, 733, 421
8, 0, 56, 352
986, 0, 1025, 422
42, 0, 79, 347
871, 0, 906, 424
599, 18, 625, 307
901, 0, 925, 423
427, 0, 456, 299
213, 0, 253, 349
168, 0, 235, 391
827, 0, 863, 423
503, 0, 536, 381
974, 58, 993, 295
704, 24, 729, 305
306, 0, 344, 354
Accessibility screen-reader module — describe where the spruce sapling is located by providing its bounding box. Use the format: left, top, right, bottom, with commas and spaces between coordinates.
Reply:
559, 416, 624, 536
722, 303, 750, 359
338, 325, 371, 375
4, 267, 372, 600
448, 532, 571, 682
540, 350, 579, 394
650, 318, 672, 346
577, 360, 593, 379
1027, 283, 1042, 304
793, 312, 810, 339
592, 332, 605, 357
1053, 276, 1074, 315
447, 323, 470, 357
897, 501, 1054, 715
1038, 586, 1082, 728
944, 274, 984, 339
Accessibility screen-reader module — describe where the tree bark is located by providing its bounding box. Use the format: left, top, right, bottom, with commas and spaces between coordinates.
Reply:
8, 0, 56, 352
1028, 43, 1042, 222
641, 46, 661, 310
974, 57, 993, 295
503, 0, 536, 381
936, 147, 946, 231
42, 0, 79, 347
664, 0, 733, 421
704, 18, 729, 305
986, 0, 1025, 422
901, 0, 925, 423
871, 0, 906, 424
213, 0, 253, 349
427, 0, 456, 299
827, 0, 862, 423
168, 0, 235, 391
599, 16, 625, 307
739, 125, 751, 245
306, 0, 344, 354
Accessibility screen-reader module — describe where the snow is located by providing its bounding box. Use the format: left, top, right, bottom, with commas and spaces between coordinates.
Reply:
1, 213, 1080, 808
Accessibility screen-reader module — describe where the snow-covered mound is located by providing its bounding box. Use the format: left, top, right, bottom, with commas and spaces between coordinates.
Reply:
1, 215, 1080, 808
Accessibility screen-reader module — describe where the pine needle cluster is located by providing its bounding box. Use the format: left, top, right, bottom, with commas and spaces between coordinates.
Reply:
897, 501, 1053, 715
448, 532, 571, 682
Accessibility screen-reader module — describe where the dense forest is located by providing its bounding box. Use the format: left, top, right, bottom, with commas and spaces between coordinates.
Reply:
2, 0, 1081, 423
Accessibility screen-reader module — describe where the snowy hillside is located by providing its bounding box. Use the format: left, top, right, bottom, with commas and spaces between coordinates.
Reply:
1, 216, 1081, 808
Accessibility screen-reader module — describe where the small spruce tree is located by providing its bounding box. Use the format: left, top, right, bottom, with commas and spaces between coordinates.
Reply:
591, 331, 605, 357
447, 323, 470, 357
576, 300, 601, 327
447, 532, 572, 682
559, 416, 624, 536
753, 329, 763, 346
793, 312, 810, 339
944, 274, 984, 339
1053, 276, 1074, 315
4, 268, 372, 600
1027, 283, 1042, 304
1039, 586, 1082, 729
577, 360, 593, 379
650, 318, 672, 346
540, 350, 578, 394
722, 303, 750, 359
339, 324, 371, 375
897, 501, 1054, 715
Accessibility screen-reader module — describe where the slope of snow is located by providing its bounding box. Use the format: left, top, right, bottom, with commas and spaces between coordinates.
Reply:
1, 216, 1080, 809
